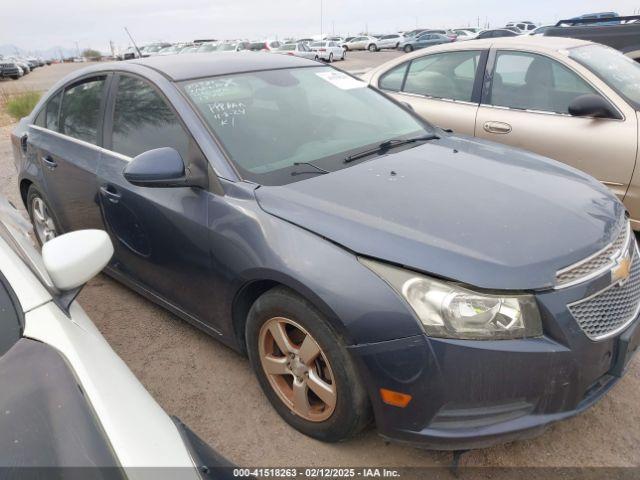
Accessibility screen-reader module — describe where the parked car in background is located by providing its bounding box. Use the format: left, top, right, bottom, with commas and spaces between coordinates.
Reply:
0, 59, 24, 79
8, 57, 30, 74
506, 21, 537, 32
12, 52, 640, 451
375, 34, 404, 49
452, 29, 478, 41
140, 43, 172, 57
196, 41, 220, 53
568, 12, 621, 25
179, 44, 201, 54
248, 40, 282, 51
543, 14, 640, 62
343, 35, 380, 51
364, 36, 640, 226
156, 43, 190, 56
398, 32, 453, 52
475, 28, 520, 39
309, 41, 345, 61
0, 196, 233, 475
216, 41, 251, 52
274, 42, 317, 60
529, 25, 555, 35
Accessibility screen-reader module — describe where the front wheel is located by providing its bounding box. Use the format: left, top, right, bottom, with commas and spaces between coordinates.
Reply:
403, 44, 413, 53
368, 44, 378, 52
246, 287, 371, 442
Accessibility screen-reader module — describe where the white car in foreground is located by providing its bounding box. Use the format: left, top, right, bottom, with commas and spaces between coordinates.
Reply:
0, 197, 234, 477
309, 41, 346, 62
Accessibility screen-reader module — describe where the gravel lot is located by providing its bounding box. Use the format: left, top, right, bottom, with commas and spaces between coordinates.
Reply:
1, 58, 639, 470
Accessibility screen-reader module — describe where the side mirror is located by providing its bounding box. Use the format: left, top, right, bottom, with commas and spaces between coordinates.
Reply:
123, 147, 188, 188
568, 94, 620, 119
42, 230, 113, 291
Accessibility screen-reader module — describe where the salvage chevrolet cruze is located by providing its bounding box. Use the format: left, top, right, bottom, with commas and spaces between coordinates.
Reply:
11, 53, 640, 449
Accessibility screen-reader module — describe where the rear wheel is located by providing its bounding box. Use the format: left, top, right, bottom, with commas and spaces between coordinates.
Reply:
403, 44, 413, 53
328, 53, 334, 63
27, 186, 59, 246
246, 287, 371, 442
341, 49, 346, 60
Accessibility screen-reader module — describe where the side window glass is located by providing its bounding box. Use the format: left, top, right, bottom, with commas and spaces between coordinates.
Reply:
403, 51, 481, 102
111, 76, 190, 159
45, 92, 62, 131
379, 62, 408, 91
490, 51, 597, 113
60, 77, 106, 144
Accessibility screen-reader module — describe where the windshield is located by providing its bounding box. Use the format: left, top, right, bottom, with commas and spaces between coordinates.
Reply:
183, 67, 430, 185
569, 45, 640, 108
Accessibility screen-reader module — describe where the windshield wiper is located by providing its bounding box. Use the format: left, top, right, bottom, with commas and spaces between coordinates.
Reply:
343, 134, 440, 163
292, 161, 330, 175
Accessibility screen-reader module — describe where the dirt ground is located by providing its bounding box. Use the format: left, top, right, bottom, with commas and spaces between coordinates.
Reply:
1, 62, 639, 470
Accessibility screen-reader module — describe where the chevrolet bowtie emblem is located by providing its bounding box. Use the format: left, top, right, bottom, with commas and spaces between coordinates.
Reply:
612, 254, 632, 285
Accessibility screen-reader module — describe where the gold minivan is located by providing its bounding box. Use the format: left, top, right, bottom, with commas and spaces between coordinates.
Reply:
363, 37, 640, 227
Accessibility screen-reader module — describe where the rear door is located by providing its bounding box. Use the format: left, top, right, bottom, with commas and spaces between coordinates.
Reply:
375, 49, 487, 135
475, 49, 637, 200
28, 75, 109, 233
97, 73, 214, 325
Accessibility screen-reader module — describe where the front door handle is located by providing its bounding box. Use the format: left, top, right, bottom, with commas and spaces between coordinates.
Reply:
41, 155, 57, 169
99, 185, 122, 204
483, 121, 512, 134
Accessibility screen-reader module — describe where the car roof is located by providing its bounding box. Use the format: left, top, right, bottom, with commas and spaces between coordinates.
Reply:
127, 52, 319, 81
402, 35, 592, 53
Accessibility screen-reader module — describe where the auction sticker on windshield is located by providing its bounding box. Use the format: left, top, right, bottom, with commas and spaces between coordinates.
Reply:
316, 71, 366, 90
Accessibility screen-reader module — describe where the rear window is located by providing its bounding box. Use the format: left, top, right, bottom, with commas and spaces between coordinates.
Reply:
569, 44, 640, 109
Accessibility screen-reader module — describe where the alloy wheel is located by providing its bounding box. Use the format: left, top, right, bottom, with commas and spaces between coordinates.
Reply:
258, 316, 337, 422
31, 196, 57, 243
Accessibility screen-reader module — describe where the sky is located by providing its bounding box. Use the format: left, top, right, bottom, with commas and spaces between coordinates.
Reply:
2, 0, 639, 54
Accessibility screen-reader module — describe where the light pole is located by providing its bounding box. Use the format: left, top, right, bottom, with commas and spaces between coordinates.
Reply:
320, 0, 323, 40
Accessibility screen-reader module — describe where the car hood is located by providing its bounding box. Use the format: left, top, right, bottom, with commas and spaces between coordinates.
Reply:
255, 135, 625, 290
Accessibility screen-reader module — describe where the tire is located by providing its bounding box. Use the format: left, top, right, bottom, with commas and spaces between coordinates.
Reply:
343, 45, 349, 51
328, 53, 333, 63
341, 49, 346, 60
246, 286, 371, 442
403, 44, 413, 53
368, 44, 377, 52
27, 186, 60, 246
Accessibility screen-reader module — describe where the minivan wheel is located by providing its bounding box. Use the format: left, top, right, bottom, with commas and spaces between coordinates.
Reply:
27, 186, 59, 246
403, 44, 413, 53
246, 287, 371, 442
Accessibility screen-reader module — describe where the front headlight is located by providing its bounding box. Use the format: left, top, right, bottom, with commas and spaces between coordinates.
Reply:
360, 258, 542, 340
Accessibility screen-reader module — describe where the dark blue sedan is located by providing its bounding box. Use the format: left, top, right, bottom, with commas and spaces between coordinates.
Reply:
11, 53, 640, 450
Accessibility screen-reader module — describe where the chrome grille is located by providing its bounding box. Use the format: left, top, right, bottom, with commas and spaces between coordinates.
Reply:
568, 247, 640, 340
556, 222, 630, 288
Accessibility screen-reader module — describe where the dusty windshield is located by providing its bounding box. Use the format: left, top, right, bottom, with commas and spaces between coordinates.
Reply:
183, 67, 430, 185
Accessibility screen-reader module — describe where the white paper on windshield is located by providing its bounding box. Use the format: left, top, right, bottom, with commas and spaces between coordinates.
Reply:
316, 71, 366, 90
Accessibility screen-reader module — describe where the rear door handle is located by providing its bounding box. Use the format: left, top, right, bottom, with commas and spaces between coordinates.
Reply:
483, 121, 512, 134
99, 185, 122, 204
41, 155, 57, 169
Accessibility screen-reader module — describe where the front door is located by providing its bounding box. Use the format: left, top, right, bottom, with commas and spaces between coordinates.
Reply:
29, 76, 109, 233
376, 49, 486, 135
475, 49, 638, 200
97, 73, 215, 327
